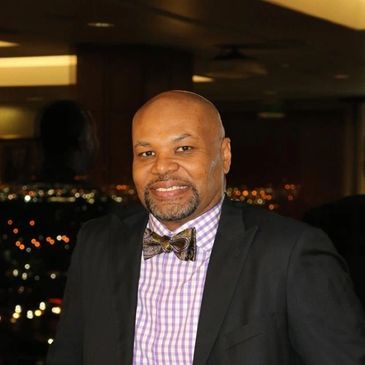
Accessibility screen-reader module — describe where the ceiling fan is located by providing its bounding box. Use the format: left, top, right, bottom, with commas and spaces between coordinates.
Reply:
206, 45, 268, 79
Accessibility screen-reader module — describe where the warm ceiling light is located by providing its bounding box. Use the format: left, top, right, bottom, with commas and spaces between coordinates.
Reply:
0, 134, 23, 139
0, 55, 76, 68
0, 55, 77, 86
263, 90, 278, 96
0, 40, 19, 47
258, 111, 286, 119
264, 0, 365, 30
87, 22, 115, 28
334, 73, 349, 80
192, 75, 215, 83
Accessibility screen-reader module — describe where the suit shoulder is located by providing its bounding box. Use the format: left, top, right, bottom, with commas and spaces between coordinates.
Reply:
79, 202, 146, 240
108, 201, 146, 222
228, 199, 314, 237
227, 200, 338, 264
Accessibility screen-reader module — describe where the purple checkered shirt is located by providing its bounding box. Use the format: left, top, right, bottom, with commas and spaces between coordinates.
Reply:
133, 199, 223, 365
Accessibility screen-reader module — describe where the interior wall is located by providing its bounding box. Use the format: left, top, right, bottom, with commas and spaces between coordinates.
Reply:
221, 106, 348, 217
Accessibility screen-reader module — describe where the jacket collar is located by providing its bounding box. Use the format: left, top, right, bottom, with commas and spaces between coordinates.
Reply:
193, 198, 258, 364
108, 206, 148, 364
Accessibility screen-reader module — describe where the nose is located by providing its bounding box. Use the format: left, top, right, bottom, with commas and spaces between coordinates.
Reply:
151, 154, 179, 176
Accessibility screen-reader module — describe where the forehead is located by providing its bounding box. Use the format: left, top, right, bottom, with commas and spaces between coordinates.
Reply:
132, 97, 210, 139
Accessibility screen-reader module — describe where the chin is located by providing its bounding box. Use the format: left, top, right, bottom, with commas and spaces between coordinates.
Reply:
147, 198, 199, 222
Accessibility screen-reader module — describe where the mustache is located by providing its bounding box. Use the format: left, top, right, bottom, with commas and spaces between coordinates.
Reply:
145, 175, 193, 189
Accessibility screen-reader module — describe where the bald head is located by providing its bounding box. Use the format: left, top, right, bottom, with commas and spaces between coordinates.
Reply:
132, 89, 231, 230
133, 90, 225, 140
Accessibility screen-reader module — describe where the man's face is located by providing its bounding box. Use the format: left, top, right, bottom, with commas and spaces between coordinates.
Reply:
132, 96, 231, 230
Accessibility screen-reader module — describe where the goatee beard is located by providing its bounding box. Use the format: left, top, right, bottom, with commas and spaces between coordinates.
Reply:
144, 182, 200, 222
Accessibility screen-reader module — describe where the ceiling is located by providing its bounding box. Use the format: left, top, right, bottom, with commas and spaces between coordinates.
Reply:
1, 0, 365, 104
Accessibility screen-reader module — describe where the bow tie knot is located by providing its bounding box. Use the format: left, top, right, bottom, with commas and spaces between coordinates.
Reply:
143, 227, 196, 261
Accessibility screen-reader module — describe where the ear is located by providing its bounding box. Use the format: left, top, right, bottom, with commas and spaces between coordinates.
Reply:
221, 137, 231, 174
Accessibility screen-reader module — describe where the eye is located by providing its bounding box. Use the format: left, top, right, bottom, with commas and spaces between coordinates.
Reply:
138, 150, 155, 157
176, 146, 193, 152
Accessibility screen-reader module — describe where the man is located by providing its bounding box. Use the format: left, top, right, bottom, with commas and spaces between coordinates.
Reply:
47, 90, 365, 365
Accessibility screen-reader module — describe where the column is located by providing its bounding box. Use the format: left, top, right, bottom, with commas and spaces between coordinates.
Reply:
76, 44, 193, 185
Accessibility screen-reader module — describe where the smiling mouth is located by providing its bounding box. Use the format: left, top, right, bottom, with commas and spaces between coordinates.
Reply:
155, 185, 188, 192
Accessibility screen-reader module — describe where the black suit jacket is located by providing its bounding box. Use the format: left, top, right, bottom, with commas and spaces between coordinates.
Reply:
47, 198, 365, 364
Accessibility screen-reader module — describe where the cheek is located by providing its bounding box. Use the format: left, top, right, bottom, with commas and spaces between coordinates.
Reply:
205, 156, 223, 179
204, 159, 225, 191
209, 158, 219, 174
132, 162, 147, 189
132, 165, 147, 203
190, 159, 220, 187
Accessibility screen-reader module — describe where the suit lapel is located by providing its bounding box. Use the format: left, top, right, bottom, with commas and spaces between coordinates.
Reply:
109, 209, 148, 365
193, 199, 258, 365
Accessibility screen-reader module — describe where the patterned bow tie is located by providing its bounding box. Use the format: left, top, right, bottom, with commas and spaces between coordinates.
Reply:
143, 227, 196, 261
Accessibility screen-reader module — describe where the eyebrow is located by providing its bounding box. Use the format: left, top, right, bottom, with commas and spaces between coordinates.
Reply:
134, 141, 151, 148
134, 133, 194, 148
173, 133, 193, 142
